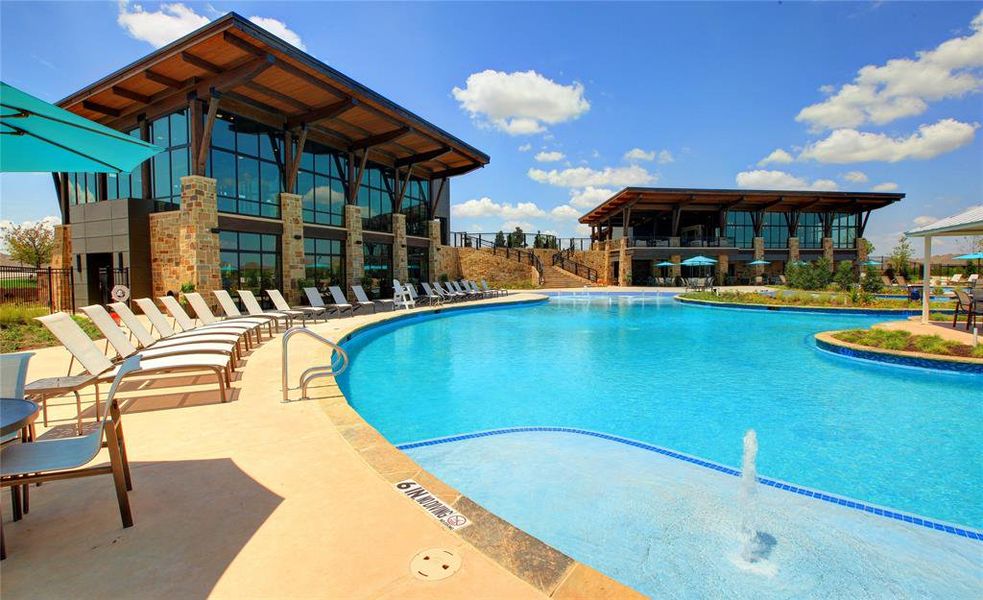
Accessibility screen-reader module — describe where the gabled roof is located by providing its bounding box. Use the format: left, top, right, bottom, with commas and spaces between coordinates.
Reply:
905, 205, 983, 237
56, 12, 488, 179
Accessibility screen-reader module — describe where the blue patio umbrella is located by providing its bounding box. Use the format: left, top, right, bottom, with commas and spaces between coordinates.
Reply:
1, 81, 162, 173
655, 261, 677, 267
861, 259, 881, 267
954, 252, 983, 260
680, 255, 718, 266
748, 259, 771, 266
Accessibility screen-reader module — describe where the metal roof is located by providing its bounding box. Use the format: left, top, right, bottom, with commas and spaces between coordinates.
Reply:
905, 205, 983, 237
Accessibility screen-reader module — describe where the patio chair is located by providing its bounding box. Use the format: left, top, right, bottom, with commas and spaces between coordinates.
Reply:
164, 294, 270, 342
392, 280, 416, 309
267, 289, 326, 323
896, 275, 908, 287
953, 289, 978, 331
967, 273, 979, 288
950, 273, 963, 285
143, 296, 263, 345
326, 286, 357, 316
36, 312, 231, 402
451, 280, 478, 299
465, 281, 490, 298
112, 302, 245, 354
420, 282, 445, 305
352, 284, 393, 313
213, 290, 284, 332
302, 287, 343, 318
80, 304, 237, 367
1, 355, 140, 558
432, 282, 460, 302
881, 275, 893, 288
236, 290, 296, 329
0, 351, 34, 525
481, 279, 507, 297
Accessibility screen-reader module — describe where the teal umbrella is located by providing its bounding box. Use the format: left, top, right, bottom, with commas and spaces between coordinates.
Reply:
954, 252, 983, 260
861, 259, 881, 267
655, 261, 677, 267
1, 81, 162, 173
748, 259, 770, 266
681, 255, 718, 266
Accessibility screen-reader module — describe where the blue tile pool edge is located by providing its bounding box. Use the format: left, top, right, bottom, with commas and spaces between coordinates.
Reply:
815, 336, 983, 375
396, 426, 983, 542
673, 295, 950, 317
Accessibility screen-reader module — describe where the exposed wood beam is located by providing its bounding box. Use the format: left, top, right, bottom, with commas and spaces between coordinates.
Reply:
393, 166, 413, 212
429, 177, 447, 219
145, 70, 184, 89
285, 127, 308, 194
858, 209, 872, 238
221, 91, 286, 126
243, 81, 310, 112
196, 94, 221, 175
198, 55, 275, 96
286, 98, 356, 129
395, 146, 451, 168
349, 127, 411, 151
188, 93, 203, 175
429, 164, 480, 180
349, 151, 370, 205
82, 100, 120, 117
110, 86, 151, 105
223, 31, 266, 57
759, 197, 785, 211
181, 51, 223, 74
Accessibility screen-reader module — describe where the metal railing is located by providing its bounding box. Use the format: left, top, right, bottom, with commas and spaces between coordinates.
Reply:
454, 234, 544, 285
281, 327, 349, 402
628, 236, 735, 248
551, 248, 598, 283
451, 232, 593, 252
0, 266, 75, 312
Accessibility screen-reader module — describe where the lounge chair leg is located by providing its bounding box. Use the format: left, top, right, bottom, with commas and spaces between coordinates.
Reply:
105, 427, 133, 528
218, 369, 228, 403
113, 415, 133, 491
94, 384, 101, 421
73, 390, 83, 434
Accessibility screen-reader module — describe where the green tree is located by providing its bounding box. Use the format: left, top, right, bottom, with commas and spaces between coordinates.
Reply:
493, 230, 506, 248
2, 221, 54, 267
859, 238, 875, 258
888, 235, 913, 278
833, 260, 856, 291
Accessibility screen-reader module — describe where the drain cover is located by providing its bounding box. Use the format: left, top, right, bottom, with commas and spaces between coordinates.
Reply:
410, 548, 462, 581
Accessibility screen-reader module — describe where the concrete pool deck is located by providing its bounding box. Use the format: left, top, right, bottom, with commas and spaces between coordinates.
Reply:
1, 293, 638, 599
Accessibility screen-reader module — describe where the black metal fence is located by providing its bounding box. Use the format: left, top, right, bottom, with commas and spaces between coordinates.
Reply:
95, 267, 131, 306
0, 266, 75, 312
452, 232, 593, 251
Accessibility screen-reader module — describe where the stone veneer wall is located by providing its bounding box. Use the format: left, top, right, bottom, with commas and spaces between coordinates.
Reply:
280, 192, 305, 303
149, 211, 182, 298
457, 248, 537, 288
822, 237, 834, 268
788, 237, 800, 263
344, 205, 364, 294
427, 220, 442, 281
392, 213, 408, 282
856, 237, 869, 262
433, 245, 461, 281
716, 254, 729, 284
572, 250, 606, 282
49, 224, 73, 311
753, 237, 765, 276
178, 176, 221, 306
617, 238, 631, 286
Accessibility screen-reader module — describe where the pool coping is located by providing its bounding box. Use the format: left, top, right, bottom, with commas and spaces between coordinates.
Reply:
398, 426, 983, 542
674, 294, 940, 316
814, 331, 983, 374
315, 294, 646, 600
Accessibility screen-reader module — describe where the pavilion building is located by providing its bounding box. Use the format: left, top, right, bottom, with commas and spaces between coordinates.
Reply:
578, 187, 904, 285
48, 12, 488, 307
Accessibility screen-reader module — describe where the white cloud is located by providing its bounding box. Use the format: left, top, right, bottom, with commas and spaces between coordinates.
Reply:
798, 118, 978, 163
518, 143, 532, 152
550, 205, 581, 220
735, 170, 839, 191
116, 3, 306, 51
842, 170, 869, 183
451, 70, 590, 135
796, 9, 983, 130
568, 186, 614, 209
451, 197, 546, 220
248, 16, 306, 51
872, 182, 900, 192
756, 148, 794, 166
534, 151, 565, 163
624, 148, 674, 163
913, 215, 938, 227
528, 164, 656, 188
117, 2, 210, 48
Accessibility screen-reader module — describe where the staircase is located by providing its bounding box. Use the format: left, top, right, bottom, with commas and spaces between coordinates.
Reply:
541, 265, 593, 289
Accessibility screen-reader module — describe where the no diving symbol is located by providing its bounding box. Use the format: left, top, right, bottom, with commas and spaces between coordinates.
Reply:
111, 285, 130, 302
444, 515, 467, 528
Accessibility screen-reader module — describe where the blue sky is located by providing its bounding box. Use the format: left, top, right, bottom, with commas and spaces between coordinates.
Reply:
1, 1, 981, 255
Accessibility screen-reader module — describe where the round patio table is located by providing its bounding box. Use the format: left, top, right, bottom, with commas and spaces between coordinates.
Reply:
1, 398, 39, 438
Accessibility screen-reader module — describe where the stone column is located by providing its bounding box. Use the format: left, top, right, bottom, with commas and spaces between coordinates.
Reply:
344, 204, 364, 294
752, 237, 765, 277
618, 237, 631, 286
822, 237, 834, 268
788, 237, 800, 263
856, 237, 869, 262
427, 219, 441, 282
670, 254, 682, 279
50, 224, 72, 311
717, 254, 729, 285
280, 192, 305, 303
392, 213, 408, 282
669, 236, 681, 248
179, 175, 220, 308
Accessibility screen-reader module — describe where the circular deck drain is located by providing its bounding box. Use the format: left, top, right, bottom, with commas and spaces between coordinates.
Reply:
410, 548, 462, 581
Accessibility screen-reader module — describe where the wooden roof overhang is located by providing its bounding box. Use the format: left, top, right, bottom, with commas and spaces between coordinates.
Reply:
579, 187, 905, 226
56, 13, 488, 180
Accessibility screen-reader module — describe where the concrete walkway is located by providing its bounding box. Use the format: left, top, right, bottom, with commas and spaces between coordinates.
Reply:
1, 295, 557, 599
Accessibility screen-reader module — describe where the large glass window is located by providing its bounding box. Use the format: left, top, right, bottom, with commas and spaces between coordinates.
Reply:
358, 165, 393, 233
401, 177, 429, 237
66, 172, 98, 205
304, 237, 345, 288
105, 128, 144, 200
219, 231, 281, 297
150, 111, 189, 205
297, 140, 347, 227
362, 242, 392, 299
725, 211, 753, 249
798, 213, 823, 249
208, 113, 282, 218
831, 213, 857, 248
407, 246, 429, 284
763, 212, 789, 249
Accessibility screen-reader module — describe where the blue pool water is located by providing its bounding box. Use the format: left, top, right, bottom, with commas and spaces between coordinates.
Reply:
337, 297, 983, 528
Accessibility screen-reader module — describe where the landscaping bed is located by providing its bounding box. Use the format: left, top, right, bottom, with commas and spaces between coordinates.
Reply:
678, 290, 941, 311
0, 304, 100, 353
831, 328, 983, 359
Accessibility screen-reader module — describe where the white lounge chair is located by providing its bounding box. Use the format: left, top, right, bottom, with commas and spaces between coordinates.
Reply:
37, 312, 232, 402
213, 290, 283, 332
161, 294, 269, 342
452, 280, 479, 299
267, 289, 325, 323
113, 301, 244, 353
1, 355, 139, 557
433, 281, 463, 301
352, 284, 393, 313
303, 287, 343, 318
420, 282, 444, 305
327, 286, 357, 316
481, 279, 506, 297
136, 297, 260, 347
237, 289, 296, 329
181, 292, 271, 341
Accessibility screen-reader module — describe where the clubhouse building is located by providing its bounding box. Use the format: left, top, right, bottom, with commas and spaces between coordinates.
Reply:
49, 12, 488, 306
579, 187, 904, 285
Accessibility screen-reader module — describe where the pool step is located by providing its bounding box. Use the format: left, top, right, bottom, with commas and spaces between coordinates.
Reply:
541, 265, 595, 289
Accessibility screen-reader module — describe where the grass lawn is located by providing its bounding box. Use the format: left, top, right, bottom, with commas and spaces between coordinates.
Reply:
833, 328, 983, 359
0, 304, 101, 353
679, 290, 943, 310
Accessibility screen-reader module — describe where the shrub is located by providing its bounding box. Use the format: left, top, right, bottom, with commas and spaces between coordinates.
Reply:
861, 266, 883, 293
913, 335, 956, 355
833, 261, 856, 291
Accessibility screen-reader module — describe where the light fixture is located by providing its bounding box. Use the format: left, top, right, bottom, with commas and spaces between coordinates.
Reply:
209, 227, 220, 234
293, 234, 302, 240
